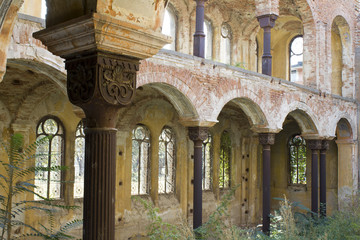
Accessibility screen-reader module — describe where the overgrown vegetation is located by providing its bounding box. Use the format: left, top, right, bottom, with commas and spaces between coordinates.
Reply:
135, 187, 360, 240
0, 134, 81, 240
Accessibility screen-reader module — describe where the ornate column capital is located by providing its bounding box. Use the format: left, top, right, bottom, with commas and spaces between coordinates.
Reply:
257, 14, 278, 29
188, 127, 209, 142
307, 139, 322, 150
259, 133, 275, 146
66, 52, 139, 107
321, 140, 330, 151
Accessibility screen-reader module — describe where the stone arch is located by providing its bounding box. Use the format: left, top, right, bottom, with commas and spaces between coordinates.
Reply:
331, 15, 353, 98
143, 82, 198, 120
336, 118, 353, 141
329, 113, 356, 140
280, 102, 319, 135
137, 69, 199, 120
7, 59, 66, 94
213, 96, 269, 131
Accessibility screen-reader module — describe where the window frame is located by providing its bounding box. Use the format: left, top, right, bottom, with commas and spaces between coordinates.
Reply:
202, 133, 213, 191
35, 115, 65, 199
158, 126, 176, 194
131, 124, 151, 196
288, 134, 307, 186
74, 120, 85, 199
289, 35, 304, 82
219, 130, 231, 189
161, 3, 178, 51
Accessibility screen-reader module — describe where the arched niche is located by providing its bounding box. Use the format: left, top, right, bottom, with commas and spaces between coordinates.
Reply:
331, 16, 353, 98
335, 118, 357, 210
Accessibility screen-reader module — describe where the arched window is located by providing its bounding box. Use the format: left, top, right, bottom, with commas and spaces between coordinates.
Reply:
131, 125, 151, 195
288, 134, 307, 185
35, 116, 64, 199
220, 23, 231, 64
204, 19, 213, 60
74, 120, 85, 198
289, 36, 303, 82
158, 127, 176, 194
219, 131, 231, 189
162, 5, 177, 51
202, 133, 212, 190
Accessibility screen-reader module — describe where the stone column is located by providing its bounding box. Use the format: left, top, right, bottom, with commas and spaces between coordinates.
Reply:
33, 12, 170, 239
257, 14, 277, 76
308, 139, 322, 216
188, 127, 208, 230
66, 52, 139, 239
259, 133, 275, 235
193, 0, 207, 58
320, 140, 329, 217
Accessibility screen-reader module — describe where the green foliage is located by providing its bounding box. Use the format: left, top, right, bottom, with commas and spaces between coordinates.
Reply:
135, 190, 360, 240
219, 131, 231, 188
132, 196, 191, 240
0, 134, 82, 240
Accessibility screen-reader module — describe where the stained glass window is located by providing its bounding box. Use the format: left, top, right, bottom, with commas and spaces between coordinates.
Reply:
290, 36, 303, 82
289, 135, 307, 185
131, 125, 151, 195
158, 127, 176, 194
162, 4, 177, 51
202, 133, 212, 190
74, 120, 85, 198
219, 131, 231, 189
35, 116, 64, 200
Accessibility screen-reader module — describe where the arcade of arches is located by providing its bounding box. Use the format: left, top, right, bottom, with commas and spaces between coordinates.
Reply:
0, 0, 359, 239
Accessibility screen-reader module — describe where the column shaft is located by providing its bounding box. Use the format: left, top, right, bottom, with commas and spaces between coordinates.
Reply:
320, 141, 329, 217
83, 128, 117, 240
193, 0, 206, 58
257, 14, 277, 76
262, 144, 271, 234
193, 139, 203, 229
189, 127, 208, 230
259, 133, 275, 235
308, 140, 322, 217
311, 150, 319, 215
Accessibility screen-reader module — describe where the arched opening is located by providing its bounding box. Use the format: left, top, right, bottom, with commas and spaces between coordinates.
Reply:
331, 16, 352, 97
210, 99, 263, 226
335, 118, 356, 210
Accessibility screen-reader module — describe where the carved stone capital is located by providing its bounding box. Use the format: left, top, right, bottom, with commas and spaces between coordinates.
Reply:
259, 133, 275, 145
188, 127, 209, 142
66, 52, 139, 107
307, 139, 322, 150
321, 140, 329, 151
257, 14, 278, 29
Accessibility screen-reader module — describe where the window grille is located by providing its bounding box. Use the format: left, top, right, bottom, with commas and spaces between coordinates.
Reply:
35, 116, 64, 199
219, 131, 231, 189
131, 125, 151, 195
289, 134, 307, 185
74, 120, 85, 198
202, 133, 213, 190
158, 127, 176, 194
